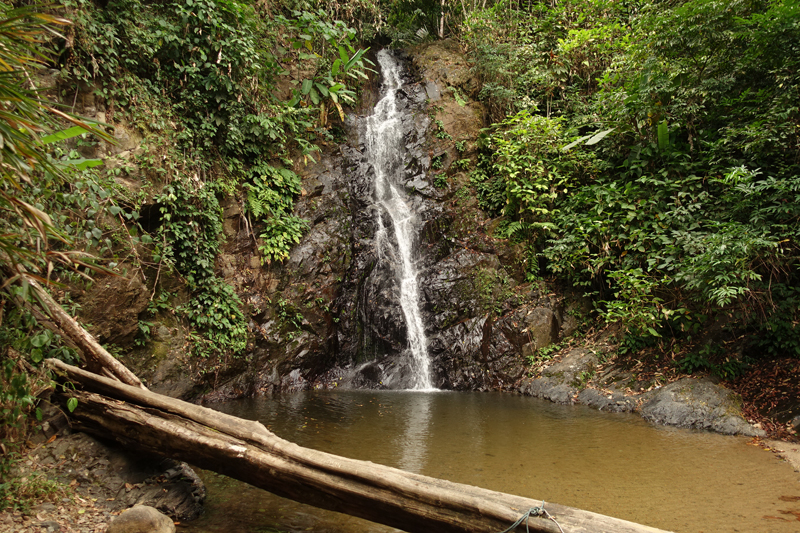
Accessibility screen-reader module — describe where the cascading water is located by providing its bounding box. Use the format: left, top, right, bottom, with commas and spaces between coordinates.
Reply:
365, 50, 434, 391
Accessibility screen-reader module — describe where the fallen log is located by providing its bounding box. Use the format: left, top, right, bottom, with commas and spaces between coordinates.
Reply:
49, 359, 672, 533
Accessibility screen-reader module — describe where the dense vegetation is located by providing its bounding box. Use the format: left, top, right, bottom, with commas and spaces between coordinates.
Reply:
461, 0, 800, 377
0, 0, 372, 507
1, 0, 799, 508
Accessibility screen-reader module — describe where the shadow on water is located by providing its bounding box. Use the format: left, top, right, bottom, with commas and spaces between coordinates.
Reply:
182, 391, 800, 533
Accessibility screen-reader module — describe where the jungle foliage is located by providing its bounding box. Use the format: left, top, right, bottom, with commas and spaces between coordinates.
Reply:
52, 0, 372, 360
0, 0, 372, 488
460, 0, 800, 368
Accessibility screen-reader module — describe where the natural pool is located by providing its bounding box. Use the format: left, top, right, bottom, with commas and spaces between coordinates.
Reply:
182, 390, 800, 533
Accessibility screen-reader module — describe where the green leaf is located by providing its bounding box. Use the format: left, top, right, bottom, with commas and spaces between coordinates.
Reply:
108, 206, 122, 216
344, 48, 367, 72
585, 128, 615, 146
67, 397, 78, 413
657, 120, 669, 150
647, 327, 661, 337
301, 79, 313, 95
562, 134, 592, 152
332, 59, 341, 76
40, 125, 90, 145
315, 83, 329, 98
30, 332, 48, 348
57, 158, 104, 171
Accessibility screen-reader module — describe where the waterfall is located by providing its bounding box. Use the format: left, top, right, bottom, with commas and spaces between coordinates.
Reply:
365, 50, 434, 391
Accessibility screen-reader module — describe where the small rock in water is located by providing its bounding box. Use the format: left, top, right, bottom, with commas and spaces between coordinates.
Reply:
106, 505, 175, 533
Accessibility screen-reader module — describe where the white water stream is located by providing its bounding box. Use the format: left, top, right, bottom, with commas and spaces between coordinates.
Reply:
366, 50, 434, 390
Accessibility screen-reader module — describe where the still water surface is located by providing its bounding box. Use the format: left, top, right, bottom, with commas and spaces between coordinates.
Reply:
183, 390, 800, 533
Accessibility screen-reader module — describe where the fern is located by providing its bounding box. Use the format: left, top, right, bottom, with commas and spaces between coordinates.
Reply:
245, 162, 302, 218
244, 161, 308, 264
258, 215, 309, 264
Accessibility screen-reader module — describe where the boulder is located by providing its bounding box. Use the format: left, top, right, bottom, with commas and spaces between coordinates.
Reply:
106, 505, 174, 533
518, 348, 600, 404
519, 307, 558, 355
639, 378, 765, 436
541, 348, 598, 385
577, 388, 637, 413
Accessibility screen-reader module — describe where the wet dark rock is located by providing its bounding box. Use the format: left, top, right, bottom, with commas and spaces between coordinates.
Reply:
639, 378, 765, 436
419, 249, 501, 330
432, 316, 525, 391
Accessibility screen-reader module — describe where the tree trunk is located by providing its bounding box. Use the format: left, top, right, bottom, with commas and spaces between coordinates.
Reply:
49, 359, 671, 533
439, 0, 446, 39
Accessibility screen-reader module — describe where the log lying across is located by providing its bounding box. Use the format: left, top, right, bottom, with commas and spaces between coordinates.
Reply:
48, 359, 672, 533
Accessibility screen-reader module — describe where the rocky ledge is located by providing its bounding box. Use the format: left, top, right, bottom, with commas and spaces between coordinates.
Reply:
517, 347, 765, 437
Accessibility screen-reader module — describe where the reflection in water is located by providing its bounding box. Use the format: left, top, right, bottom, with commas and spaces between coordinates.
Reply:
397, 392, 433, 471
185, 391, 800, 533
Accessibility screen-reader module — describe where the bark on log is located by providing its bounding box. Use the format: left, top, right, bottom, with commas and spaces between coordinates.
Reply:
49, 359, 672, 533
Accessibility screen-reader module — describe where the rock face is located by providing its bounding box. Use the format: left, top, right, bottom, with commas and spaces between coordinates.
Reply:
290, 46, 571, 391
639, 378, 766, 436
106, 505, 175, 533
78, 273, 149, 346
